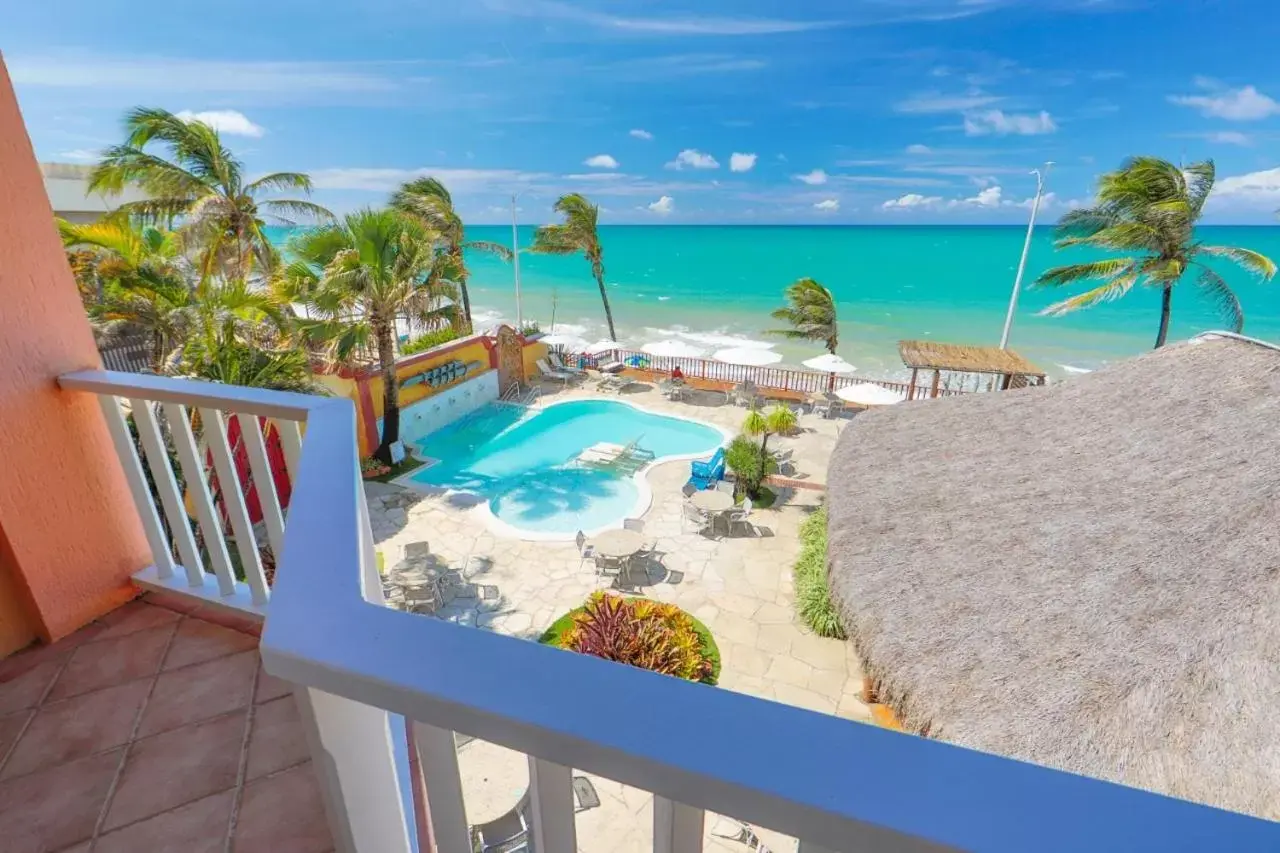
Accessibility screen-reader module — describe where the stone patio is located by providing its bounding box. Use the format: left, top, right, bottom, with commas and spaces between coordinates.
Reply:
368, 380, 872, 851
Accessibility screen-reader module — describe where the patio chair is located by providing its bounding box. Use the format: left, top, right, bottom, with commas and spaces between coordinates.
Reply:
623, 518, 645, 533
681, 482, 698, 498
472, 795, 531, 853
687, 447, 726, 490
726, 496, 755, 537
575, 529, 596, 568
714, 479, 735, 495
682, 502, 712, 534
400, 580, 444, 614
773, 448, 796, 476
594, 554, 624, 578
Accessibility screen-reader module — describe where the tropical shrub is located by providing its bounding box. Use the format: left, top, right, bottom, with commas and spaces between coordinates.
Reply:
793, 507, 845, 639
724, 435, 777, 499
539, 592, 720, 684
401, 327, 459, 356
361, 456, 392, 479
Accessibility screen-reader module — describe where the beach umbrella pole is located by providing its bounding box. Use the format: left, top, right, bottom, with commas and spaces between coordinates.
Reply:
999, 164, 1050, 350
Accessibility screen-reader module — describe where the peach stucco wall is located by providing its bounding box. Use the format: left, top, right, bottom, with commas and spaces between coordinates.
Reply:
0, 57, 150, 651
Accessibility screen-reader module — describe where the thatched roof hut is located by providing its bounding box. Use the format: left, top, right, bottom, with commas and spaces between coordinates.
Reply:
827, 334, 1280, 819
897, 340, 1045, 396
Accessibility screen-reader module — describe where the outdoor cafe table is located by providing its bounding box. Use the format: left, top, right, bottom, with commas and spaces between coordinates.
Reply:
457, 738, 528, 824
592, 528, 647, 558
690, 490, 735, 535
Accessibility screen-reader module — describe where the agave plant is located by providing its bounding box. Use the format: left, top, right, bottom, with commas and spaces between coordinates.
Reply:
558, 592, 713, 683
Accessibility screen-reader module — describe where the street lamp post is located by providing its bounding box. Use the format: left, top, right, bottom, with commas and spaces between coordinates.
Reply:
510, 194, 523, 331
999, 164, 1052, 350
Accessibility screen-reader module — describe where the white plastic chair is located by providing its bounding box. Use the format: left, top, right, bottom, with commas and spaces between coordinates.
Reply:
575, 529, 595, 568
726, 497, 754, 536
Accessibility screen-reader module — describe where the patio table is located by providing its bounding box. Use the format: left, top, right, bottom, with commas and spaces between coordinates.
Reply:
592, 528, 646, 559
457, 738, 529, 825
690, 489, 735, 535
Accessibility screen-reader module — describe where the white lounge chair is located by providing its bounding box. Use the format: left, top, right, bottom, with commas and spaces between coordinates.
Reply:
549, 352, 586, 374
537, 358, 578, 385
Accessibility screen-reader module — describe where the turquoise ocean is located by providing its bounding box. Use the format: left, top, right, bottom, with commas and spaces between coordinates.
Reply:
279, 225, 1280, 381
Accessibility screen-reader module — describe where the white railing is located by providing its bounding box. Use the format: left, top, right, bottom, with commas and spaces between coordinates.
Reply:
59, 368, 1280, 853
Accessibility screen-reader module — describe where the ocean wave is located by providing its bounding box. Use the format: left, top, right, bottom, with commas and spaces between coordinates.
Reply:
1058, 363, 1093, 375
641, 325, 775, 350
657, 296, 671, 301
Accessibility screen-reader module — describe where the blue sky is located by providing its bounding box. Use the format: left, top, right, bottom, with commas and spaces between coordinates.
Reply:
5, 0, 1280, 224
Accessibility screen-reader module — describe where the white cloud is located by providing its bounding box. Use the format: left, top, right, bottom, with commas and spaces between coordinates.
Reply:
813, 199, 840, 211
970, 175, 998, 188
56, 148, 100, 163
484, 1, 840, 35
665, 149, 719, 170
629, 128, 654, 140
584, 153, 620, 169
963, 109, 1057, 136
905, 144, 933, 155
647, 195, 675, 214
175, 109, 264, 137
1011, 191, 1058, 211
882, 193, 943, 210
1206, 131, 1253, 146
894, 91, 1001, 114
948, 186, 1003, 207
795, 168, 828, 185
1213, 167, 1280, 204
729, 152, 757, 172
1169, 81, 1280, 121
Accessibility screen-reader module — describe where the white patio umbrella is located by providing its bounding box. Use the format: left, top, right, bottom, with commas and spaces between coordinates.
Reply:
835, 382, 906, 406
540, 333, 587, 351
642, 340, 707, 359
713, 347, 783, 367
803, 353, 856, 374
585, 339, 622, 355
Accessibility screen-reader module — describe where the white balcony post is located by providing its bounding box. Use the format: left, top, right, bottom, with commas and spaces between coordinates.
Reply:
293, 686, 414, 853
411, 722, 471, 852
528, 756, 577, 852
654, 796, 704, 853
95, 394, 176, 579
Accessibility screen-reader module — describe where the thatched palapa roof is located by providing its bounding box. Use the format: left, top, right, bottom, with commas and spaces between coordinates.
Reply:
898, 339, 1044, 377
827, 335, 1280, 819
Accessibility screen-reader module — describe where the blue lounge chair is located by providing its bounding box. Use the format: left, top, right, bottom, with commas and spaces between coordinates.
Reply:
687, 447, 726, 490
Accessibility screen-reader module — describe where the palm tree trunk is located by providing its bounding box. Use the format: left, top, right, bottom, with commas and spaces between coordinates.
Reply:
454, 248, 473, 334
374, 319, 400, 463
1154, 285, 1172, 349
593, 269, 618, 341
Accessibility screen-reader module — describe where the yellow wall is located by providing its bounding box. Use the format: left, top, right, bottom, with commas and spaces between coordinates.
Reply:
522, 340, 549, 381
365, 338, 492, 421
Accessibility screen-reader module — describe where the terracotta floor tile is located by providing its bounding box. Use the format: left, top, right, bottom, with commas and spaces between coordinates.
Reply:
0, 641, 70, 683
138, 651, 257, 738
143, 590, 205, 615
254, 659, 293, 705
53, 844, 91, 853
245, 695, 309, 780
2, 680, 150, 780
105, 710, 247, 831
46, 625, 174, 703
96, 601, 182, 641
0, 709, 33, 765
0, 748, 122, 853
94, 788, 234, 853
0, 659, 63, 715
233, 762, 334, 853
163, 619, 258, 671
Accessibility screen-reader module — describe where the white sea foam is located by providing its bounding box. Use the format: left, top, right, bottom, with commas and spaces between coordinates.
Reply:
657, 296, 671, 302
641, 326, 775, 350
1058, 363, 1093, 375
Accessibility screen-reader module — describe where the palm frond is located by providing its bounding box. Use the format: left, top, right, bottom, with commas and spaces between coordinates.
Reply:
1197, 245, 1278, 280
260, 199, 336, 225
462, 239, 513, 261
1035, 258, 1135, 287
1184, 160, 1215, 219
245, 172, 315, 196
1193, 263, 1244, 332
1039, 272, 1138, 316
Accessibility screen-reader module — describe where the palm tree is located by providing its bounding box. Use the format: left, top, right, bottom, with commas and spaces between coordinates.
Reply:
88, 107, 332, 281
743, 404, 799, 462
283, 209, 453, 462
530, 193, 617, 340
390, 177, 512, 332
768, 278, 839, 354
1037, 157, 1276, 348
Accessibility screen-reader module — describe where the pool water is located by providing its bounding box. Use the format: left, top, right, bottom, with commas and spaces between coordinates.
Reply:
405, 399, 724, 536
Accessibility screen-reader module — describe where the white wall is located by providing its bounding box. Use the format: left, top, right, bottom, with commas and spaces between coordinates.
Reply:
394, 371, 500, 451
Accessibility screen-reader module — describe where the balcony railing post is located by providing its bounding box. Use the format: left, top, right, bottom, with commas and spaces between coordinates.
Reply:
654, 796, 704, 853
411, 722, 471, 852
294, 686, 414, 853
528, 756, 577, 852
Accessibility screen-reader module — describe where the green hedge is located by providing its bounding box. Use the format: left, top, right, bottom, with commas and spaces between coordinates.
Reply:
538, 601, 722, 685
793, 507, 846, 639
401, 327, 459, 356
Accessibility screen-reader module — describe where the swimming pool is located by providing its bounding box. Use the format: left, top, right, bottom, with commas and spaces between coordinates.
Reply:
402, 399, 725, 538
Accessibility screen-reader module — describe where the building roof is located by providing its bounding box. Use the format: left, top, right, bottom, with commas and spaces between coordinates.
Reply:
826, 335, 1280, 819
898, 339, 1044, 377
40, 161, 147, 218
